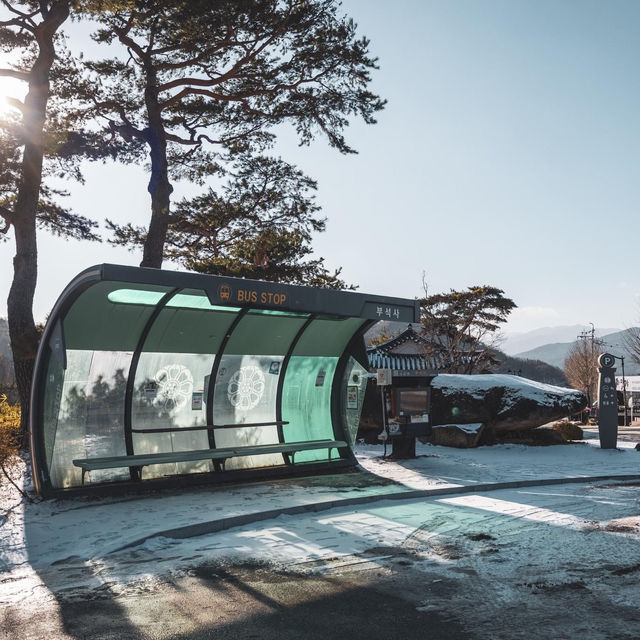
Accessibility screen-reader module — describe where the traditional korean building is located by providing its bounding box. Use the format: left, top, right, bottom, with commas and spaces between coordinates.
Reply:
366, 324, 445, 377
359, 325, 444, 439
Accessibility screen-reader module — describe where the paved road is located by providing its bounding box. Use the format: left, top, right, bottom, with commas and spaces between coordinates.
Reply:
3, 479, 640, 640
2, 562, 470, 640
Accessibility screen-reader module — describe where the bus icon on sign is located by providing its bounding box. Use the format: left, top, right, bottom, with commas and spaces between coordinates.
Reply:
218, 284, 232, 302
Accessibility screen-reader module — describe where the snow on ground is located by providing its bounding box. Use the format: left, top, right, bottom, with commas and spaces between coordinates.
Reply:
357, 436, 639, 490
1, 434, 640, 617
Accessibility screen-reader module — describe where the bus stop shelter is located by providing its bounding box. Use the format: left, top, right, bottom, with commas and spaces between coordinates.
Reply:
30, 264, 419, 498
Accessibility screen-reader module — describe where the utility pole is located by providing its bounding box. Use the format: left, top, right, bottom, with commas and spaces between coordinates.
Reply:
577, 323, 595, 345
577, 322, 603, 350
576, 323, 602, 409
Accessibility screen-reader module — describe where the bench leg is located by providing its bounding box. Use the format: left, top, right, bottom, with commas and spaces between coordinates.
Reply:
130, 465, 142, 481
213, 459, 227, 472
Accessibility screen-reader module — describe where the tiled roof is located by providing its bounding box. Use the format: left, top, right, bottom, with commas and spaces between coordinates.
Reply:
367, 324, 447, 373
369, 324, 430, 354
367, 352, 444, 372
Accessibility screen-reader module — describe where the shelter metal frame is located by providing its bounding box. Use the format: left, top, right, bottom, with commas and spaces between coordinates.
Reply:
30, 264, 419, 498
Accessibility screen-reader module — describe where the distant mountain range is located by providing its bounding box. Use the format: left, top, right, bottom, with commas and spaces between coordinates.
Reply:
514, 328, 640, 375
501, 325, 621, 356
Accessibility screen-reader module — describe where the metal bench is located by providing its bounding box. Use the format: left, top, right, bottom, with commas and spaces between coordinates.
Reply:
72, 439, 348, 485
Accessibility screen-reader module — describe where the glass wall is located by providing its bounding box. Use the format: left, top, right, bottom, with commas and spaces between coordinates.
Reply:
342, 356, 369, 445
47, 282, 170, 488
38, 277, 372, 492
212, 310, 308, 470
281, 317, 366, 462
132, 289, 239, 479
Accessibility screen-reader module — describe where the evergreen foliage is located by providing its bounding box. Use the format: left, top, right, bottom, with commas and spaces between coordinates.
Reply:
0, 0, 96, 441
419, 285, 517, 374
81, 0, 385, 269
108, 154, 351, 288
0, 16, 107, 242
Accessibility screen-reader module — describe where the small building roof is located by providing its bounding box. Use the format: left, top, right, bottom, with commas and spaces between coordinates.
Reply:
366, 324, 446, 375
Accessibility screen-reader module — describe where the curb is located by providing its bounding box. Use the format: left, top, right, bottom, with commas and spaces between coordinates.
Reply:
112, 473, 640, 552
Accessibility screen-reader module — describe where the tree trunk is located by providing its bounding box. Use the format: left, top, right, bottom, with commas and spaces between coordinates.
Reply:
8, 217, 39, 444
140, 75, 172, 269
6, 2, 70, 445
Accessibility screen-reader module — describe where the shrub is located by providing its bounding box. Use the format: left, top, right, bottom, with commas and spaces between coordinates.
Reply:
552, 421, 584, 441
0, 393, 20, 467
0, 394, 30, 500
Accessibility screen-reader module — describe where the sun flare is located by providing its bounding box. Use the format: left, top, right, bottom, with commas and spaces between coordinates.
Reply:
0, 74, 26, 120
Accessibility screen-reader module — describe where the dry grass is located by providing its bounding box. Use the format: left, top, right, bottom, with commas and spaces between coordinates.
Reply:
0, 394, 31, 500
551, 421, 584, 441
0, 393, 20, 465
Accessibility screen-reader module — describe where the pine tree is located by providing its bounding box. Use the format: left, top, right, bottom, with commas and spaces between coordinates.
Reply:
82, 0, 385, 268
419, 285, 517, 374
0, 1, 103, 441
107, 154, 351, 288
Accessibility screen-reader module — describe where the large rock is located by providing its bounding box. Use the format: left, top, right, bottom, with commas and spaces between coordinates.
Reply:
431, 423, 485, 448
430, 374, 587, 433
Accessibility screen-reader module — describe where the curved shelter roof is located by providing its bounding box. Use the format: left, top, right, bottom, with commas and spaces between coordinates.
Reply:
31, 264, 419, 497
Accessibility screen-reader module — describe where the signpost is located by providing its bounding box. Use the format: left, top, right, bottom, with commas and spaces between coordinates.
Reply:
597, 353, 618, 449
376, 369, 392, 447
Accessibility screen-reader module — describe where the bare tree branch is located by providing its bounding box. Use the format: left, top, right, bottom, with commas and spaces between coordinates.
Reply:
0, 68, 30, 82
5, 96, 25, 113
0, 205, 14, 234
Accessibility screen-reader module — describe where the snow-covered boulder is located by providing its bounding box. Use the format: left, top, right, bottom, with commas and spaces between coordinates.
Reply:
431, 374, 587, 433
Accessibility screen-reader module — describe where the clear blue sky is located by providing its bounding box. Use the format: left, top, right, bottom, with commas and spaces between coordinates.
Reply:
1, 0, 639, 334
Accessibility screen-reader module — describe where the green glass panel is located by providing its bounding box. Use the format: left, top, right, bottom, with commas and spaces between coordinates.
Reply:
212, 354, 284, 470
342, 357, 369, 445
247, 309, 310, 318
109, 288, 241, 313
211, 313, 305, 469
64, 281, 170, 352
224, 313, 307, 356
132, 352, 215, 479
282, 356, 338, 462
293, 318, 366, 357
142, 290, 239, 354
42, 350, 64, 472
81, 351, 131, 484
48, 349, 92, 488
280, 317, 366, 462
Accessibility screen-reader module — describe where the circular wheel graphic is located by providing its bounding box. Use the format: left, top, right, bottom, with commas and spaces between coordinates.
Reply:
227, 366, 265, 411
154, 364, 194, 411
